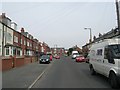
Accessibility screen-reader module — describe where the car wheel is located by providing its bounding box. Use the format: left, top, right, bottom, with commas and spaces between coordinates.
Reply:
89, 65, 96, 75
109, 72, 119, 89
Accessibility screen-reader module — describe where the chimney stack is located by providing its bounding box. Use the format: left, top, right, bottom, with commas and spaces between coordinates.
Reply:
2, 13, 6, 18
21, 28, 25, 33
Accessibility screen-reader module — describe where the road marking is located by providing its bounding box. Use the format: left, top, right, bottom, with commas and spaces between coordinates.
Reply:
28, 62, 53, 89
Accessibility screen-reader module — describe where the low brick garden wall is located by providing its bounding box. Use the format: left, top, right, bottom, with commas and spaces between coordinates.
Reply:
0, 56, 37, 71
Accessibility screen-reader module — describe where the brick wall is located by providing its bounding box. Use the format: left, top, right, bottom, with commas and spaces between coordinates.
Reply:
24, 56, 32, 64
14, 56, 24, 67
1, 56, 13, 71
1, 56, 37, 71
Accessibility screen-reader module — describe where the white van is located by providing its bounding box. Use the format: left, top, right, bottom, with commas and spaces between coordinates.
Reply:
72, 51, 79, 55
89, 38, 120, 88
72, 51, 79, 59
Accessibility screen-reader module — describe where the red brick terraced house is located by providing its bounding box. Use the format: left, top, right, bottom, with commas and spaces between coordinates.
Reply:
0, 13, 50, 57
20, 28, 27, 56
13, 28, 22, 56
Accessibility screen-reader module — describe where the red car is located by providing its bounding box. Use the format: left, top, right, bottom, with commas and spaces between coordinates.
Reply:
55, 55, 60, 59
49, 55, 53, 61
76, 55, 85, 62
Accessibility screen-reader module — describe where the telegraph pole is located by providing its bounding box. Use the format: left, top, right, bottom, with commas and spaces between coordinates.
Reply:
116, 0, 120, 32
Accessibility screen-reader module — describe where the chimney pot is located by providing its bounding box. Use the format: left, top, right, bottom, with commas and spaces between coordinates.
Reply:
2, 13, 6, 18
21, 28, 24, 32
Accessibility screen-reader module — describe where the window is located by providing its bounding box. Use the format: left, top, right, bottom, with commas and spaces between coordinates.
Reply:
96, 49, 102, 56
6, 47, 9, 55
6, 32, 12, 42
27, 41, 29, 46
21, 39, 22, 44
14, 36, 18, 43
17, 49, 20, 56
104, 46, 109, 59
13, 47, 16, 55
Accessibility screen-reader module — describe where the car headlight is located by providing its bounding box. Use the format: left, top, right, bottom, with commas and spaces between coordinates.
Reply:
46, 59, 49, 61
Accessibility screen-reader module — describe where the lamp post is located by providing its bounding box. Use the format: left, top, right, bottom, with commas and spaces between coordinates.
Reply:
115, 0, 120, 32
84, 28, 92, 43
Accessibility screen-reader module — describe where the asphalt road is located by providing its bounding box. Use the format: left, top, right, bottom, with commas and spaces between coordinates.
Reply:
2, 56, 111, 88
32, 56, 111, 88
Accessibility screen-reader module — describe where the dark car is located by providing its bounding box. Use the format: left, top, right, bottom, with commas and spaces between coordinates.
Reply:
39, 55, 50, 64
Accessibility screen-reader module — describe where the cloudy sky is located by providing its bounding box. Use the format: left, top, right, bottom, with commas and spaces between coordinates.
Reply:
1, 0, 119, 49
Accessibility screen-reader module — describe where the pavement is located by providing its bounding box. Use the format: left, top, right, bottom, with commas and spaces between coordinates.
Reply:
2, 61, 51, 88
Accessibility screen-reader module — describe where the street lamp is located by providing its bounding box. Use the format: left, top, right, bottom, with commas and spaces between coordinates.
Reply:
84, 28, 92, 43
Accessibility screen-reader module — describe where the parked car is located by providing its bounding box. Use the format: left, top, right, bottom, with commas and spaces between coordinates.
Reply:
39, 55, 50, 64
55, 55, 60, 59
49, 55, 53, 61
72, 53, 80, 59
76, 55, 85, 62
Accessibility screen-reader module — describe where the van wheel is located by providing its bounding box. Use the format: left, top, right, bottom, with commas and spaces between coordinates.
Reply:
109, 72, 119, 89
89, 65, 96, 75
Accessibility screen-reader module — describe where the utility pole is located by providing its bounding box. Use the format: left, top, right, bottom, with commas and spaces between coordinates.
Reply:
115, 0, 120, 32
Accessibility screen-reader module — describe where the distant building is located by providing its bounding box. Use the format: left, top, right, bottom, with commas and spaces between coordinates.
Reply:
51, 47, 65, 55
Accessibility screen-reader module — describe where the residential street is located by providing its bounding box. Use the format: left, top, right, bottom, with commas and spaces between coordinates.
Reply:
3, 56, 111, 88
1, 1, 120, 89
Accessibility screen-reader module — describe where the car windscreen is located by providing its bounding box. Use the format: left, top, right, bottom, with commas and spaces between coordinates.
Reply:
109, 44, 120, 59
73, 53, 79, 55
41, 55, 49, 59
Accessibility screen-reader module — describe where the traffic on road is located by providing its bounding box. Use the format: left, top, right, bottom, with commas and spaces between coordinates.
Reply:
2, 55, 116, 89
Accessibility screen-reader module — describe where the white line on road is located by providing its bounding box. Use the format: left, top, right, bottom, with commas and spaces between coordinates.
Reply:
28, 62, 53, 89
